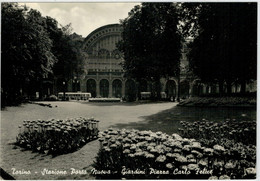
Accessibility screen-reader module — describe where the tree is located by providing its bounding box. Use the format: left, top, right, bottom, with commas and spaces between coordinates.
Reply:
118, 3, 182, 99
50, 26, 87, 93
43, 16, 87, 94
182, 3, 257, 94
1, 3, 56, 106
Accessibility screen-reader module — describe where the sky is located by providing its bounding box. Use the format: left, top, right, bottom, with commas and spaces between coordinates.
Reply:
23, 3, 140, 37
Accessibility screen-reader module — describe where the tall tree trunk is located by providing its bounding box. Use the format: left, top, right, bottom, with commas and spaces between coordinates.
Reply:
39, 79, 43, 100
219, 80, 224, 96
155, 79, 161, 100
240, 79, 246, 94
136, 81, 141, 100
226, 80, 232, 95
1, 88, 6, 108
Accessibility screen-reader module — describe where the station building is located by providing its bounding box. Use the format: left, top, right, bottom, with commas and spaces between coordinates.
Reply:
65, 24, 256, 99
65, 24, 190, 99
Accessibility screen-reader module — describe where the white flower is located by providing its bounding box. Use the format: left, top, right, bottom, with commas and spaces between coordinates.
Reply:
191, 142, 202, 149
123, 143, 131, 148
225, 162, 236, 169
198, 160, 207, 167
156, 155, 167, 163
104, 147, 111, 152
245, 167, 256, 175
166, 163, 173, 169
110, 144, 117, 148
123, 149, 130, 154
219, 175, 230, 180
156, 131, 163, 136
145, 153, 155, 159
213, 144, 225, 152
187, 164, 199, 171
175, 155, 187, 163
213, 161, 224, 168
182, 145, 191, 152
204, 148, 214, 156
172, 133, 182, 140
208, 176, 219, 180
128, 153, 135, 158
130, 144, 137, 150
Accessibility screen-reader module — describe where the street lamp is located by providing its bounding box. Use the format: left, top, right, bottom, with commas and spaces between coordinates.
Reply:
63, 81, 65, 101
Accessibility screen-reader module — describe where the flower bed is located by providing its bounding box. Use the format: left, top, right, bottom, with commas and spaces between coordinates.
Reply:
15, 117, 99, 155
178, 97, 256, 107
94, 128, 256, 179
89, 98, 121, 102
178, 120, 256, 177
178, 120, 256, 146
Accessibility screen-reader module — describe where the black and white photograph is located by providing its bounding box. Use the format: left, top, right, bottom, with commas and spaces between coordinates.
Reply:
0, 1, 257, 180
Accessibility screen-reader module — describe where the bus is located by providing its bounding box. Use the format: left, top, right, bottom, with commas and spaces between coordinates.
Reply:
58, 92, 92, 101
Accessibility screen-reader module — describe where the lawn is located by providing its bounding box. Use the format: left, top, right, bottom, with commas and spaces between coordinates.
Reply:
114, 105, 256, 135
0, 101, 256, 179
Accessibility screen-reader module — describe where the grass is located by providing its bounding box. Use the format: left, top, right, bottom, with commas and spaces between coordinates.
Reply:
114, 106, 256, 135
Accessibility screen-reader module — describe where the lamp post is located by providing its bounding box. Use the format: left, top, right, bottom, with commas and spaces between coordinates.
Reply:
63, 81, 65, 101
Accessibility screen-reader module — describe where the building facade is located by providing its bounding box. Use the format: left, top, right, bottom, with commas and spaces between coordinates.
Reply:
66, 24, 256, 99
66, 24, 190, 99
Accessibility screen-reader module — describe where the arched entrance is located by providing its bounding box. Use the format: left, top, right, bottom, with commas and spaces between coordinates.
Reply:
100, 79, 109, 97
165, 80, 177, 99
86, 79, 96, 97
125, 79, 137, 101
112, 79, 122, 98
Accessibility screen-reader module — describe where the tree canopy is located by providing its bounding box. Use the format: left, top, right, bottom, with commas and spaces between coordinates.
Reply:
182, 3, 257, 94
118, 3, 182, 99
2, 3, 57, 104
1, 3, 86, 106
118, 3, 182, 81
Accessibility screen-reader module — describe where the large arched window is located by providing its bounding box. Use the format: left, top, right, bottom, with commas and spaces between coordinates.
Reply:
98, 49, 110, 59
111, 49, 121, 59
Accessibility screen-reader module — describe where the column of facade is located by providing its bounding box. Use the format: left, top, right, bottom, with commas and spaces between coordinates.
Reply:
109, 80, 112, 97
96, 80, 100, 97
122, 80, 125, 98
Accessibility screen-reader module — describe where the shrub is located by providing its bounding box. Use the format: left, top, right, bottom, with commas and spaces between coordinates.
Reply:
178, 120, 256, 146
178, 97, 256, 107
16, 117, 99, 155
44, 95, 58, 101
93, 128, 256, 179
89, 98, 121, 102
